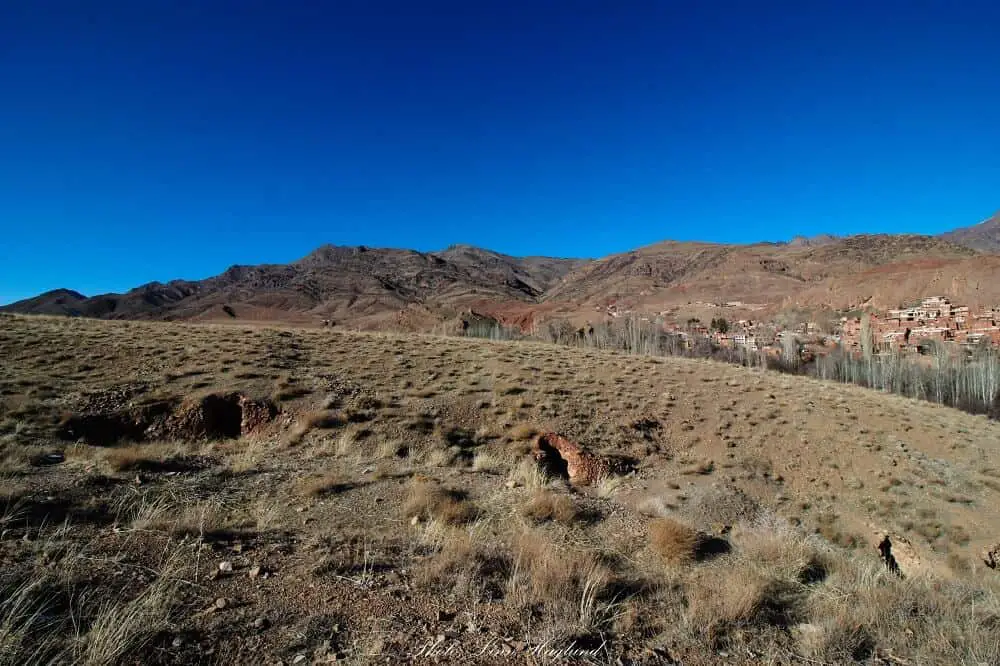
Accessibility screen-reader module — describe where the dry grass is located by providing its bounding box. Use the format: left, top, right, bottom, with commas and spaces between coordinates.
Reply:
0, 576, 65, 665
508, 456, 549, 489
297, 471, 349, 497
685, 565, 804, 638
414, 525, 511, 600
508, 423, 540, 441
649, 517, 702, 564
471, 448, 508, 473
521, 489, 577, 524
5, 316, 1000, 664
680, 459, 715, 475
506, 530, 624, 639
103, 442, 185, 472
285, 409, 344, 446
403, 480, 477, 525
78, 557, 184, 665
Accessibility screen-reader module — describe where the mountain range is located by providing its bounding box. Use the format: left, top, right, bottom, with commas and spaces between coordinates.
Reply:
5, 213, 1000, 330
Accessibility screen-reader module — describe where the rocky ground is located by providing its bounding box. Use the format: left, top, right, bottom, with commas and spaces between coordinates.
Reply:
2, 313, 1000, 665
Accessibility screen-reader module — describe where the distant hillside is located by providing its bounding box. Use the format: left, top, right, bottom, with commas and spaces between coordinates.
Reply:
7, 213, 1000, 329
542, 234, 982, 312
938, 212, 1000, 253
1, 246, 583, 329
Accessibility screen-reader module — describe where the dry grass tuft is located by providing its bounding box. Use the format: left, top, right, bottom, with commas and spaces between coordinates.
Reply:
685, 565, 804, 637
506, 530, 624, 637
522, 489, 577, 525
103, 443, 184, 473
508, 456, 549, 489
404, 480, 477, 525
285, 409, 344, 446
297, 471, 350, 497
77, 551, 187, 665
415, 526, 512, 600
649, 517, 702, 564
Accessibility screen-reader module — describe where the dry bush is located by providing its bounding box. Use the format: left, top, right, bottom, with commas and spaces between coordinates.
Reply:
522, 490, 577, 525
0, 443, 51, 474
415, 526, 511, 601
403, 480, 477, 525
334, 424, 369, 457
145, 498, 230, 537
595, 473, 624, 498
471, 447, 511, 473
423, 446, 457, 467
303, 409, 345, 430
508, 456, 548, 489
686, 565, 805, 639
680, 459, 714, 475
649, 517, 702, 565
800, 558, 1000, 665
730, 515, 829, 584
506, 530, 622, 638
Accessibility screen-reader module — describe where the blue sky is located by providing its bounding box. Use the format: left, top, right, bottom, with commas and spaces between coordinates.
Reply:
1, 1, 998, 304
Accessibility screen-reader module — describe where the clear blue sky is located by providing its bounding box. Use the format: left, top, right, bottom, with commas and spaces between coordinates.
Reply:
2, 1, 998, 304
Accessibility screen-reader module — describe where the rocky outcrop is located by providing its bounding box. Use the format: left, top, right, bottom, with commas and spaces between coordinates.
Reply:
531, 432, 610, 486
872, 530, 921, 577
59, 392, 278, 445
239, 395, 279, 436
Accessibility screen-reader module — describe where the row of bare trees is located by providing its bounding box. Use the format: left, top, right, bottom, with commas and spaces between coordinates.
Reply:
460, 313, 1000, 417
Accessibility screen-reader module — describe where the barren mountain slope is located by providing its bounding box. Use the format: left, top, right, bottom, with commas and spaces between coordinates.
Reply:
1, 245, 584, 327
2, 314, 999, 664
939, 211, 1000, 253
5, 230, 998, 328
545, 234, 982, 311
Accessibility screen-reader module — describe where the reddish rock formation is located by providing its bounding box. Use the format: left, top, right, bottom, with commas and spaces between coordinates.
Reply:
531, 432, 610, 486
239, 395, 279, 436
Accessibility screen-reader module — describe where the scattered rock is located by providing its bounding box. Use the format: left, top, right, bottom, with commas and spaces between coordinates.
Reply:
409, 515, 421, 526
214, 597, 228, 611
292, 655, 306, 665
218, 561, 234, 574
504, 479, 518, 489
253, 616, 270, 630
249, 565, 263, 579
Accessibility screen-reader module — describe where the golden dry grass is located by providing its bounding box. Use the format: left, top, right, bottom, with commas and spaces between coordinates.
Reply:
2, 315, 1000, 664
648, 517, 702, 564
521, 489, 577, 524
403, 479, 477, 525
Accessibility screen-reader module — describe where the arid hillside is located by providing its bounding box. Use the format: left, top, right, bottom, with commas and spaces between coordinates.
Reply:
0, 245, 585, 329
544, 234, 987, 312
939, 211, 1000, 253
2, 314, 1000, 664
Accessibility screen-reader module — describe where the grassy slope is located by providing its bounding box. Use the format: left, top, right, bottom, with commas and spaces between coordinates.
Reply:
1, 314, 999, 664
